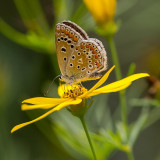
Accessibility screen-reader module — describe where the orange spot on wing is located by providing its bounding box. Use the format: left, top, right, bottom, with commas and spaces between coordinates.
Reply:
95, 61, 101, 68
76, 46, 79, 50
61, 29, 65, 33
90, 46, 94, 50
65, 31, 69, 35
93, 50, 97, 54
86, 44, 89, 48
95, 55, 99, 59
73, 37, 78, 42
81, 45, 85, 49
69, 34, 74, 38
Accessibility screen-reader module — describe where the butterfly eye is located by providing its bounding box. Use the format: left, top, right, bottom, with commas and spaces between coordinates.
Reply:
89, 64, 93, 68
57, 38, 60, 42
61, 37, 64, 40
64, 57, 67, 61
77, 52, 81, 56
77, 65, 80, 69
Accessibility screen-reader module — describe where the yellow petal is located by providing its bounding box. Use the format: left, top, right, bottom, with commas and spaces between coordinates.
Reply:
88, 73, 149, 97
11, 99, 82, 133
22, 97, 66, 104
88, 82, 131, 97
80, 66, 115, 98
22, 97, 67, 110
83, 0, 116, 24
21, 104, 57, 110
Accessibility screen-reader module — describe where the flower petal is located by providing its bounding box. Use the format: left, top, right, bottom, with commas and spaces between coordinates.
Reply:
21, 104, 57, 110
87, 73, 149, 97
22, 97, 67, 110
88, 82, 131, 97
22, 97, 66, 105
83, 0, 116, 24
80, 66, 115, 98
11, 98, 82, 133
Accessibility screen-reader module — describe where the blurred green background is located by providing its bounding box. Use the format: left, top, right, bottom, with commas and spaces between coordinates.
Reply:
0, 0, 160, 160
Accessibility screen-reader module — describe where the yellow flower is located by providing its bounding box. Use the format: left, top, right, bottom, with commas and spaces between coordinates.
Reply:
11, 66, 149, 133
83, 0, 116, 25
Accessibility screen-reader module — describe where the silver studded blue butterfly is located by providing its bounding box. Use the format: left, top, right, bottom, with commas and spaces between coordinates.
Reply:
55, 21, 107, 84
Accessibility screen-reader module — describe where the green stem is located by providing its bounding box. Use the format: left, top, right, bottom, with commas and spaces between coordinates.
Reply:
79, 117, 97, 160
107, 37, 122, 80
107, 37, 128, 127
127, 150, 135, 160
120, 90, 127, 126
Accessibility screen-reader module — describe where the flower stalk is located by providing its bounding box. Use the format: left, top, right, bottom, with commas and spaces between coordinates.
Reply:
127, 149, 135, 160
107, 37, 122, 80
107, 37, 128, 126
80, 116, 97, 160
107, 37, 133, 160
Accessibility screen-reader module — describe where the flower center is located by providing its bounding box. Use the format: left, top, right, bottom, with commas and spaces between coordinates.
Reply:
58, 84, 87, 98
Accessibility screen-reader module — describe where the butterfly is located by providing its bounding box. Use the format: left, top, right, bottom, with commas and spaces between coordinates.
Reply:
55, 21, 107, 84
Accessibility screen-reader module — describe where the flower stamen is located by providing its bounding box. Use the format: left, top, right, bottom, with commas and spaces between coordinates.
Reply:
59, 84, 88, 98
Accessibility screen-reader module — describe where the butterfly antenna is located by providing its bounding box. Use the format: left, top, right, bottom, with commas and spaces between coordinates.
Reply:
44, 75, 61, 96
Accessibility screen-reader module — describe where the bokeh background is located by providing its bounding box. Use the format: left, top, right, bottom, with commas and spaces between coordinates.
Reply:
0, 0, 160, 160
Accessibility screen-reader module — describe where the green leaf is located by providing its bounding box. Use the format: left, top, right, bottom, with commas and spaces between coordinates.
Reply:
14, 0, 50, 34
0, 19, 55, 53
127, 63, 136, 76
92, 133, 115, 160
101, 129, 129, 152
116, 122, 128, 143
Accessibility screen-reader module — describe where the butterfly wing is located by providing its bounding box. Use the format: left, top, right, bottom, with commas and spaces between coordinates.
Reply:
66, 38, 107, 84
55, 21, 88, 78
